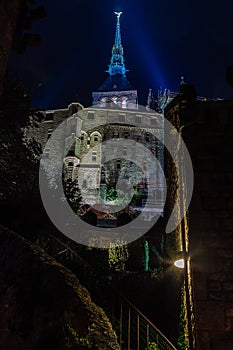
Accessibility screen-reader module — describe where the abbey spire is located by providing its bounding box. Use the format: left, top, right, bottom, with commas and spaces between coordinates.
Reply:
107, 12, 128, 77
93, 11, 137, 109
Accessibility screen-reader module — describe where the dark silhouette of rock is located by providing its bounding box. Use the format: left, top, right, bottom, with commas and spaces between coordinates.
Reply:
0, 226, 120, 350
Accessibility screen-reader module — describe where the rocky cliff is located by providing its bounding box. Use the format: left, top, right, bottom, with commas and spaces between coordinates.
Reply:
0, 226, 120, 350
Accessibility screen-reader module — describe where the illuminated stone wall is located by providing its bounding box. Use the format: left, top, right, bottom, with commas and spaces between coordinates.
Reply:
92, 90, 138, 109
164, 86, 196, 349
27, 104, 165, 211
186, 100, 233, 350
165, 85, 233, 350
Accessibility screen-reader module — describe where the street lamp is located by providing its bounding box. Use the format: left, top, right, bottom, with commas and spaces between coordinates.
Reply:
174, 251, 186, 269
174, 258, 184, 269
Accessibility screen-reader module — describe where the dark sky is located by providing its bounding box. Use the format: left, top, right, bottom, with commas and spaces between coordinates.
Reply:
8, 0, 233, 110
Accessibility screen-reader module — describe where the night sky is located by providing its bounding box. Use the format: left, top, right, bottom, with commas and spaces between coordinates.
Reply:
8, 0, 233, 110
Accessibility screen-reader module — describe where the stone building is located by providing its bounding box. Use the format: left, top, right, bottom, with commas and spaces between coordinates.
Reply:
164, 83, 233, 350
27, 12, 165, 219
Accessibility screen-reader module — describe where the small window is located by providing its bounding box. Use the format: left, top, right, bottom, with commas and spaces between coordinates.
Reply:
87, 112, 94, 120
113, 131, 119, 138
94, 135, 98, 142
145, 133, 150, 142
123, 146, 127, 156
92, 151, 97, 162
44, 148, 50, 157
124, 131, 130, 139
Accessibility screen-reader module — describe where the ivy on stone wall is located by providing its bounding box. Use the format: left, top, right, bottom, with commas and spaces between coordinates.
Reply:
177, 286, 187, 350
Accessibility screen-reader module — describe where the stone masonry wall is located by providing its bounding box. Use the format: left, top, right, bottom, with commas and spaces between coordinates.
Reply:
184, 100, 233, 350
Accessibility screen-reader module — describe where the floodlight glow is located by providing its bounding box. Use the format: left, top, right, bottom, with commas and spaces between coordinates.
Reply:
174, 258, 185, 269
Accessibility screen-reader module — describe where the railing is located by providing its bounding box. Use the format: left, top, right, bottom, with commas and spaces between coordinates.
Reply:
112, 298, 177, 350
34, 232, 177, 350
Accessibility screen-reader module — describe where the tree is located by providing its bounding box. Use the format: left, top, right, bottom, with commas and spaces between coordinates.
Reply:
0, 74, 39, 207
63, 178, 82, 213
0, 74, 46, 238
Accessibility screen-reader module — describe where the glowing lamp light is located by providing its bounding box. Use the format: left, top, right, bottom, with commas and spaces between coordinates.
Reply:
174, 251, 187, 269
174, 258, 185, 269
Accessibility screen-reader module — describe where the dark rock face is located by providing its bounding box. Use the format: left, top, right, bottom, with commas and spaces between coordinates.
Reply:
0, 227, 120, 350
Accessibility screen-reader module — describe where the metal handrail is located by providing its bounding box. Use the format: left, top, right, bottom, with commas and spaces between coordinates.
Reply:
120, 298, 177, 350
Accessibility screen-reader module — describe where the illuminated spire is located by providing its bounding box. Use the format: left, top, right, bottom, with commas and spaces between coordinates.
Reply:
107, 12, 128, 77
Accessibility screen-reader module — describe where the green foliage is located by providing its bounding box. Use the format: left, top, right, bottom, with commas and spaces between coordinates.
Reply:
106, 187, 134, 206
106, 184, 144, 207
108, 239, 129, 271
63, 178, 82, 213
177, 286, 187, 350
65, 323, 95, 349
106, 187, 117, 201
0, 75, 39, 207
145, 341, 159, 350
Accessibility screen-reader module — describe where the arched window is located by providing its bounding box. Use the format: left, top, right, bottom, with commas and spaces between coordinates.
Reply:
92, 151, 97, 162
112, 131, 119, 138
80, 131, 87, 142
90, 131, 102, 146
